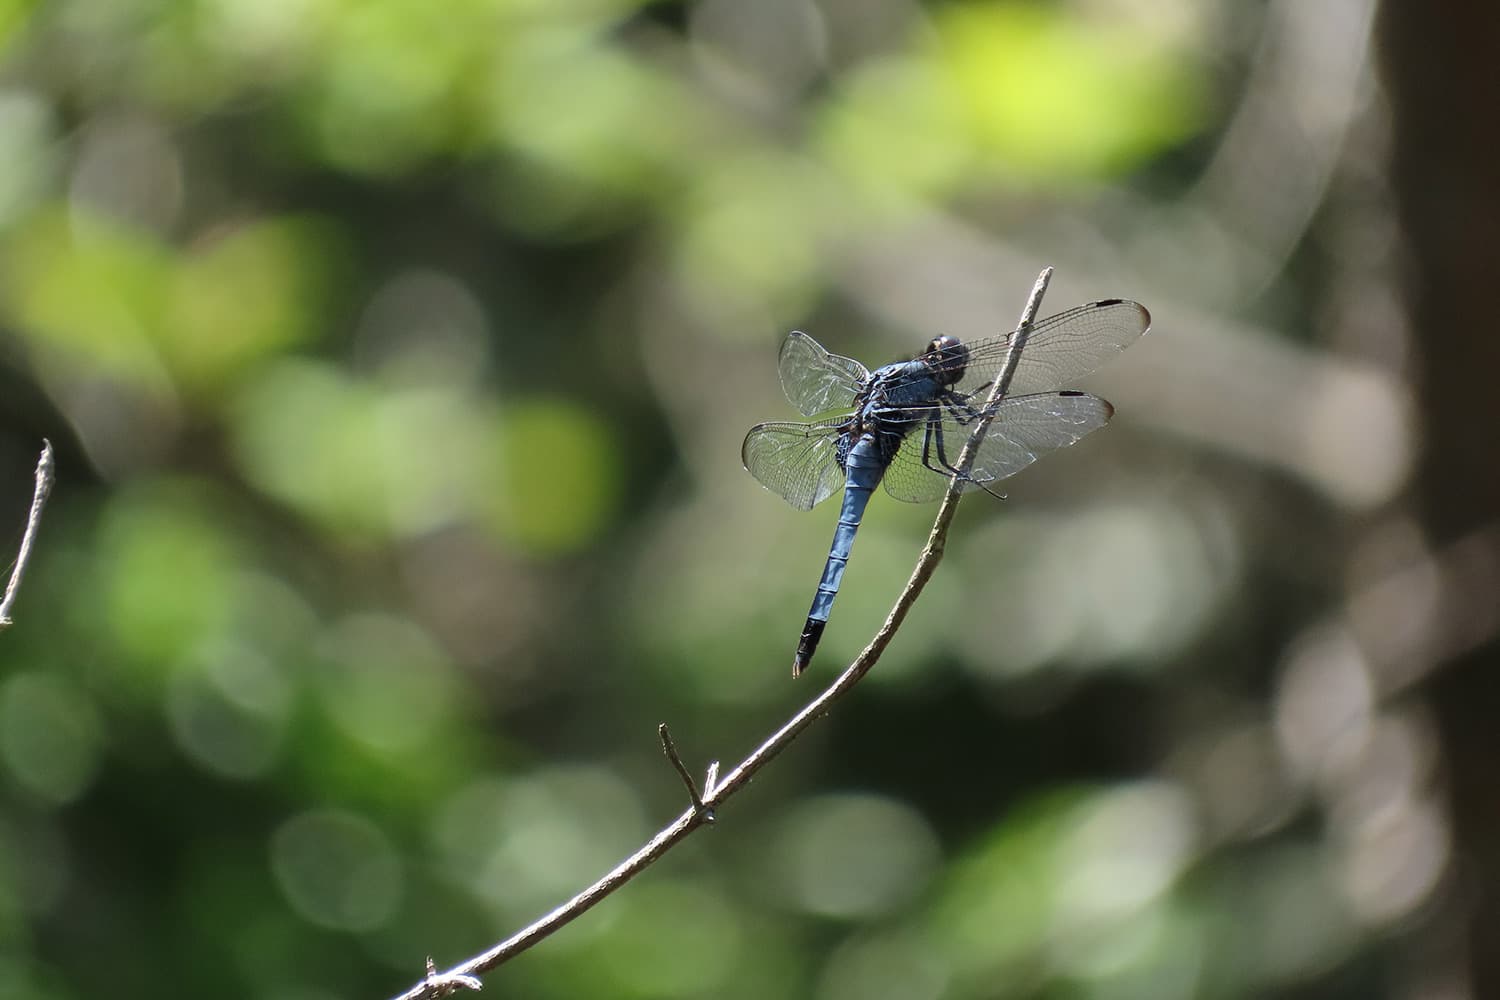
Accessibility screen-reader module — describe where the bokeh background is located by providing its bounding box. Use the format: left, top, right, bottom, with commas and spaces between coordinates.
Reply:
2, 0, 1497, 998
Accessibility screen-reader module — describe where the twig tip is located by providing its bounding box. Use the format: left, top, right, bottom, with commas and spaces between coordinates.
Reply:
658, 723, 706, 812
0, 438, 58, 630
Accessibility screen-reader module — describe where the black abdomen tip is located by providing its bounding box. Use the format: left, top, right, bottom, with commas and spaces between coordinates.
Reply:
793, 619, 827, 678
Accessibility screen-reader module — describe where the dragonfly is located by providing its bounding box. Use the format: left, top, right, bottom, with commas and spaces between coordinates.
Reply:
742, 298, 1150, 676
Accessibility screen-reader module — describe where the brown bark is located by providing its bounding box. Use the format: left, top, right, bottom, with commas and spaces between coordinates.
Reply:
1380, 2, 1500, 991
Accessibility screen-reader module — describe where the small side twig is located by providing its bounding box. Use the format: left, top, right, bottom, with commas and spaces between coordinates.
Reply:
658, 723, 710, 818
0, 440, 55, 631
387, 269, 1056, 1000
420, 957, 480, 997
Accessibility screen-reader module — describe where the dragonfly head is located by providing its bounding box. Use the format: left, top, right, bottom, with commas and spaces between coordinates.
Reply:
923, 334, 969, 386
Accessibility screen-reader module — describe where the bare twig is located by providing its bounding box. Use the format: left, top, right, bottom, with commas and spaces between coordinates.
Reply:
0, 440, 55, 631
658, 723, 711, 817
387, 269, 1056, 1000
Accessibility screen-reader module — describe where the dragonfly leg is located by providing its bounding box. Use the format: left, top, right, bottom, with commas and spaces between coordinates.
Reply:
924, 406, 1007, 501
941, 390, 986, 425
918, 417, 960, 478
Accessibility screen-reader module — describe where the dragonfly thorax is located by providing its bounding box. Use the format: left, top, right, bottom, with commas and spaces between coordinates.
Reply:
922, 335, 969, 387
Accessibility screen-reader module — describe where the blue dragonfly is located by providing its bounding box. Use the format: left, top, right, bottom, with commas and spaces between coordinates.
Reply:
742, 298, 1150, 675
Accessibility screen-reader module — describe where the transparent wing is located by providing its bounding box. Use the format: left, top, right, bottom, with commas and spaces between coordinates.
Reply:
880, 392, 1115, 503
741, 419, 849, 510
905, 299, 1150, 399
778, 331, 869, 417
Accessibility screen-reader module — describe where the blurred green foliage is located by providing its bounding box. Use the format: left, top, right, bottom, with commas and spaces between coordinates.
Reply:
0, 2, 1413, 1000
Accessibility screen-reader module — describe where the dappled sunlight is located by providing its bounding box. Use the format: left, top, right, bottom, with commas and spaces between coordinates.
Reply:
952, 491, 1238, 677
756, 792, 942, 919
270, 807, 405, 932
0, 90, 56, 226
1172, 721, 1297, 844
1104, 312, 1416, 509
1275, 625, 1377, 788
815, 928, 950, 1000
95, 479, 245, 670
479, 395, 624, 553
313, 613, 462, 755
583, 881, 746, 997
1051, 782, 1197, 930
430, 766, 650, 921
1271, 590, 1457, 932
0, 671, 103, 803
353, 270, 493, 388
69, 116, 183, 234
927, 783, 1201, 998
935, 3, 1204, 182
165, 640, 292, 780
230, 358, 623, 552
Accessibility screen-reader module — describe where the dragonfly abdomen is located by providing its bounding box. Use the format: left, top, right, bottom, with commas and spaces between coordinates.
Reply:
793, 435, 890, 676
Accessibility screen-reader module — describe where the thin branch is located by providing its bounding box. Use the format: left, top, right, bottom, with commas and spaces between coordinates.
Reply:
387, 269, 1055, 1000
0, 440, 55, 631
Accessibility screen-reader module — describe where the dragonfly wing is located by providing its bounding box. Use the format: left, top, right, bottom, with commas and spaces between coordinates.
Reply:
915, 299, 1150, 399
881, 392, 1114, 503
778, 331, 868, 416
742, 419, 848, 510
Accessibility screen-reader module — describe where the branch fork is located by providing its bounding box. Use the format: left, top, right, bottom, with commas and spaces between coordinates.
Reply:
416, 957, 481, 998
658, 723, 718, 821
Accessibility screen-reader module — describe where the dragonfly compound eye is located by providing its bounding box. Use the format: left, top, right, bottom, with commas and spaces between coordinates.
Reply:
924, 335, 969, 385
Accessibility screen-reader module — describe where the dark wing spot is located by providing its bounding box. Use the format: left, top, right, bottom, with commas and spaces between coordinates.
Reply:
1094, 297, 1123, 306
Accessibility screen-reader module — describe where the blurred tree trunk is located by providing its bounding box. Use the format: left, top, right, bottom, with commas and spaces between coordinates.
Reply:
1380, 3, 1500, 993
